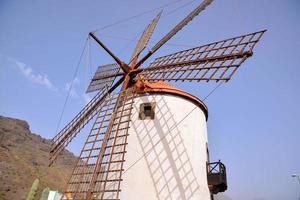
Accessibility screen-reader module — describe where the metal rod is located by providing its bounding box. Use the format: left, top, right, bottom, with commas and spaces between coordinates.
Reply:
89, 32, 130, 73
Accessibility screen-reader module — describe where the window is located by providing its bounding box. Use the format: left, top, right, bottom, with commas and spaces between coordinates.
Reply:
139, 102, 156, 120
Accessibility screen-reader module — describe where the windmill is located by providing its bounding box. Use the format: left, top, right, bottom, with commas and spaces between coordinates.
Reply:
49, 0, 266, 199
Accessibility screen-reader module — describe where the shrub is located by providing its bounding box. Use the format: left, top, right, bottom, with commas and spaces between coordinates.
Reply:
25, 179, 39, 200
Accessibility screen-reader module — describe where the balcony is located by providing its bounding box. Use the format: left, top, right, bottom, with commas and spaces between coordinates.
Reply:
207, 161, 227, 194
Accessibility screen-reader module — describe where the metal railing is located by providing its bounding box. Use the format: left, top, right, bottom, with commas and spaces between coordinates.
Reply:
207, 160, 227, 194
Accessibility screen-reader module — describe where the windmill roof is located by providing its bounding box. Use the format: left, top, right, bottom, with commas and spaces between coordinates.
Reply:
134, 80, 208, 120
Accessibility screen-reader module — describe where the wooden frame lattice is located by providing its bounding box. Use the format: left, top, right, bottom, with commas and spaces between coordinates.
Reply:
138, 30, 266, 82
50, 88, 110, 165
65, 89, 134, 200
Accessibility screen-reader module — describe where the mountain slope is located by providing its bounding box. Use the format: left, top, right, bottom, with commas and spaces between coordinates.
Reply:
0, 116, 77, 200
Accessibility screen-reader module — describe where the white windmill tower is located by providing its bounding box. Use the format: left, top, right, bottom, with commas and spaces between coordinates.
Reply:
49, 0, 266, 199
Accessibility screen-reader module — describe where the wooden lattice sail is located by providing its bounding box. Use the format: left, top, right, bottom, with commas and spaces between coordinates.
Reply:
66, 89, 134, 199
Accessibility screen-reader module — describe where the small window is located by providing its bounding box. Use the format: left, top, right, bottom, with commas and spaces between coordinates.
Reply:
139, 102, 156, 120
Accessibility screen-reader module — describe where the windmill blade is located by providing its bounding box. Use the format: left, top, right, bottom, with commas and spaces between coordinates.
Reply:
63, 92, 119, 199
50, 89, 111, 166
50, 77, 125, 166
86, 63, 124, 93
137, 30, 266, 82
64, 88, 135, 200
130, 11, 162, 65
134, 0, 213, 69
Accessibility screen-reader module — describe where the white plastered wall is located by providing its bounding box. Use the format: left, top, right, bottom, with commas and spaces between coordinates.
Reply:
120, 93, 210, 200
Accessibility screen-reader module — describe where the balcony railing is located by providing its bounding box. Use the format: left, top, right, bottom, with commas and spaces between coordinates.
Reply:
207, 160, 227, 194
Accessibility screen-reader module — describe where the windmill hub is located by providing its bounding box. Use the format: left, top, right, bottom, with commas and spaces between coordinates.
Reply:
127, 69, 143, 84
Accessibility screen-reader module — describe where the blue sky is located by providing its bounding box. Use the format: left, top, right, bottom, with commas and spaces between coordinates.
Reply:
0, 0, 299, 199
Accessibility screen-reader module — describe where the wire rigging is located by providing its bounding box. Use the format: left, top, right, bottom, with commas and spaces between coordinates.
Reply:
97, 0, 199, 46
100, 34, 195, 48
88, 37, 92, 79
55, 37, 89, 135
92, 0, 187, 33
162, 0, 197, 17
203, 81, 224, 101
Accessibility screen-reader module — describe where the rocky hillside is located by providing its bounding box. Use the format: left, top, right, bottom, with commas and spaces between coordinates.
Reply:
0, 116, 77, 200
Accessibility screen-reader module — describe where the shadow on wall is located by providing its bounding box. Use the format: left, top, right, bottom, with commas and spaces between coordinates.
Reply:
132, 95, 201, 200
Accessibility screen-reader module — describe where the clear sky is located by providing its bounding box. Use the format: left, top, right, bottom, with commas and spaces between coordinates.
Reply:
0, 0, 299, 199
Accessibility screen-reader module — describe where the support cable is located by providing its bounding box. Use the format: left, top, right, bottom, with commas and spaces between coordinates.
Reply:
162, 0, 197, 18
203, 81, 224, 101
96, 0, 198, 51
92, 0, 187, 33
100, 34, 195, 48
54, 37, 89, 136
